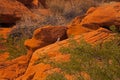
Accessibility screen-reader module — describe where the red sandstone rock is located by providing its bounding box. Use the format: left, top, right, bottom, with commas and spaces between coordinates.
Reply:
0, 0, 32, 24
0, 28, 12, 38
81, 2, 120, 29
24, 26, 67, 51
67, 2, 120, 36
67, 15, 94, 36
0, 55, 29, 79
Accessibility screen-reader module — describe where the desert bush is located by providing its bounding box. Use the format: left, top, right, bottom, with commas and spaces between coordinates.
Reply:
47, 0, 65, 15
43, 15, 67, 26
5, 37, 27, 59
61, 38, 120, 80
0, 35, 27, 59
34, 52, 50, 65
46, 0, 119, 23
46, 72, 67, 80
109, 25, 119, 33
9, 15, 42, 40
0, 35, 6, 54
46, 0, 99, 22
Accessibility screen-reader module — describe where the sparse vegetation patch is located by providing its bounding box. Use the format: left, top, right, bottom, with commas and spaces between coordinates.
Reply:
0, 35, 27, 59
43, 36, 120, 80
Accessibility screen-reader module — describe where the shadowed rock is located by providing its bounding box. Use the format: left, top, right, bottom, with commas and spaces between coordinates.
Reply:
24, 26, 68, 52
0, 0, 32, 24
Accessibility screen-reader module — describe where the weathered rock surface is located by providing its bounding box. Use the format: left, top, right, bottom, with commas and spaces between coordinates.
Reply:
67, 2, 120, 36
0, 50, 33, 80
0, 28, 12, 38
17, 0, 47, 8
67, 15, 94, 36
0, 52, 9, 62
24, 26, 67, 52
17, 28, 114, 80
0, 0, 32, 24
81, 2, 120, 29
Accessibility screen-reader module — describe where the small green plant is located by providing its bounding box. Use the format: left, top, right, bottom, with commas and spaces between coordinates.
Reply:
0, 35, 6, 54
6, 37, 27, 60
46, 72, 67, 80
109, 25, 118, 32
34, 53, 50, 65
0, 50, 5, 54
0, 34, 27, 59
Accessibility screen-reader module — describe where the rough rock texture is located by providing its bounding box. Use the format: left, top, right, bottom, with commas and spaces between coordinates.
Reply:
67, 15, 94, 36
17, 0, 47, 8
81, 2, 120, 29
67, 2, 120, 36
17, 0, 36, 8
17, 28, 114, 80
0, 50, 32, 80
24, 26, 68, 52
0, 52, 9, 62
0, 0, 32, 24
0, 28, 12, 38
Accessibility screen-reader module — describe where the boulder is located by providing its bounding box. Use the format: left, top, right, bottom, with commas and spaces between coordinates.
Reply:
0, 55, 30, 80
0, 0, 32, 24
81, 2, 120, 29
67, 15, 94, 36
24, 26, 68, 51
67, 2, 120, 36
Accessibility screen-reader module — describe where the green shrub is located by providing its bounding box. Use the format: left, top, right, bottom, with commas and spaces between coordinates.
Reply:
34, 52, 50, 65
0, 35, 27, 59
10, 16, 41, 39
109, 25, 118, 33
46, 72, 67, 80
0, 35, 6, 54
5, 37, 27, 60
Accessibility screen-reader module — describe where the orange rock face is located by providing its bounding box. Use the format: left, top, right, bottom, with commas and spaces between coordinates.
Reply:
0, 55, 29, 79
0, 28, 12, 38
0, 52, 9, 62
25, 26, 68, 52
67, 2, 120, 36
0, 0, 32, 24
67, 15, 94, 36
81, 2, 120, 28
